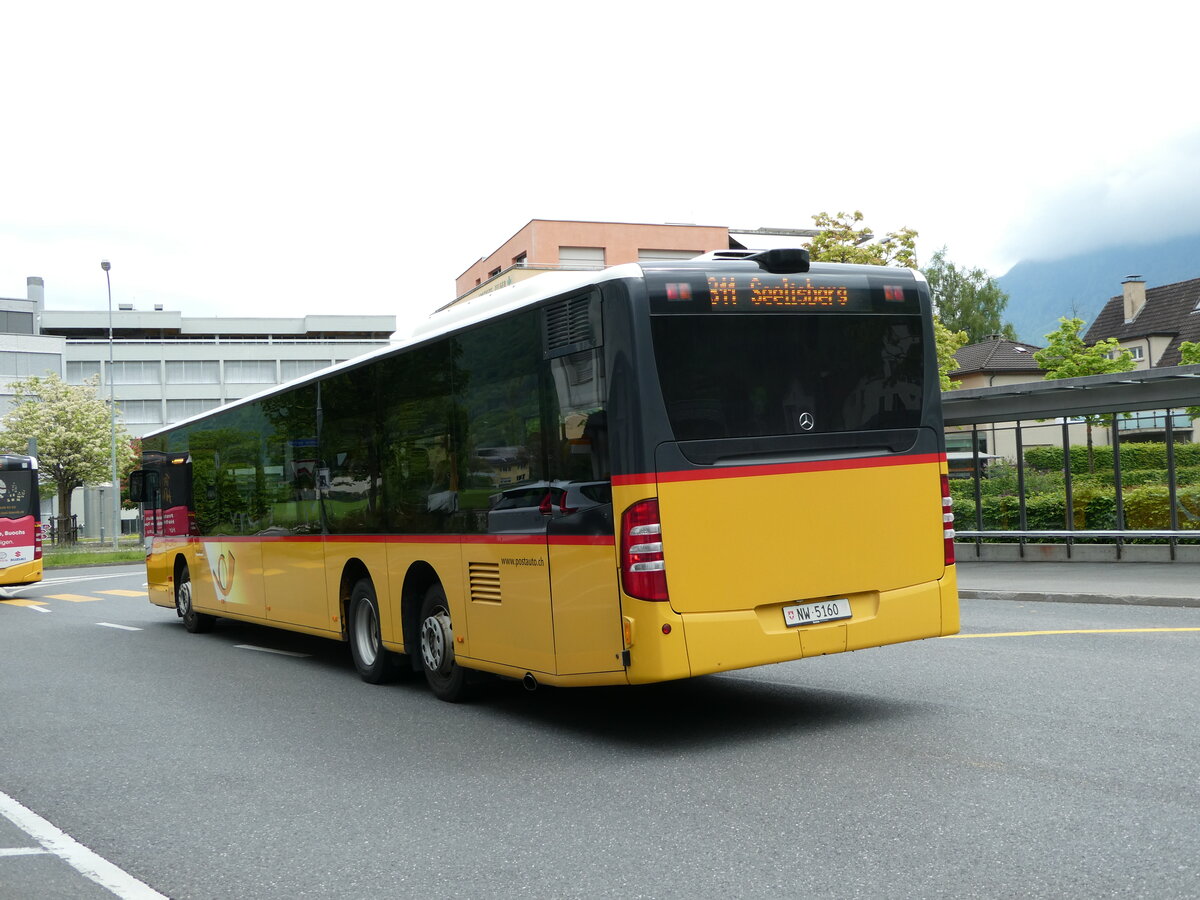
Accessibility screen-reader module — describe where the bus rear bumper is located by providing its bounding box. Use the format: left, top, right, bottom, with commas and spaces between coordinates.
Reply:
0, 558, 42, 586
679, 573, 959, 678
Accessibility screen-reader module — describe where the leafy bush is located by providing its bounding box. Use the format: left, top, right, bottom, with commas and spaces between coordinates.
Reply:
952, 483, 1200, 534
1024, 441, 1200, 474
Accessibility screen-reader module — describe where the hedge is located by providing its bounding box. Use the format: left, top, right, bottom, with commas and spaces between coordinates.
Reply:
952, 485, 1200, 533
1024, 442, 1200, 474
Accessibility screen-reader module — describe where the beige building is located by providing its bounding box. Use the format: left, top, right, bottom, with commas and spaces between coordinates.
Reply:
945, 336, 1095, 474
453, 219, 817, 304
1084, 275, 1200, 442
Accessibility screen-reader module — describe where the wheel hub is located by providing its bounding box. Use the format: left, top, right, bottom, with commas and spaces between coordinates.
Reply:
354, 604, 379, 665
420, 610, 453, 674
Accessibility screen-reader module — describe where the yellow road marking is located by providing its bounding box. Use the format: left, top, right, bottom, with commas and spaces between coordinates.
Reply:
0, 598, 48, 607
945, 627, 1200, 639
46, 594, 100, 603
97, 590, 146, 597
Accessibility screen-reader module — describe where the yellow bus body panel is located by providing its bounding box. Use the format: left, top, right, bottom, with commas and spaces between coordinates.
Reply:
0, 557, 42, 586
546, 541, 624, 676
459, 539, 556, 676
385, 541, 464, 653
610, 460, 956, 684
324, 540, 391, 635
656, 460, 945, 616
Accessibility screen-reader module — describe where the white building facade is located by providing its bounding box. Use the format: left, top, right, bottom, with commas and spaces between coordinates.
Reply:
2, 277, 397, 538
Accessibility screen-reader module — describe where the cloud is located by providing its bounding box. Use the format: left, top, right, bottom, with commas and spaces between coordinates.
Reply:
1000, 128, 1200, 263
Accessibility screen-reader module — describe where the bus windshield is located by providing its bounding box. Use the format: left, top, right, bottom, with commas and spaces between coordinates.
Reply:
651, 313, 924, 441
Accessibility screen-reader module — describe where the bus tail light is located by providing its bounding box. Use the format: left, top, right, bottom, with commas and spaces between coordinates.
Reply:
34, 522, 42, 561
941, 474, 955, 565
621, 499, 669, 601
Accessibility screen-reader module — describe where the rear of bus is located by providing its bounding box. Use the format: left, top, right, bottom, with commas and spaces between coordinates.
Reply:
609, 252, 958, 682
0, 455, 42, 586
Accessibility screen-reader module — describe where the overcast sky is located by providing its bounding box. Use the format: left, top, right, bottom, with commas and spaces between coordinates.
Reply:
3, 1, 1198, 335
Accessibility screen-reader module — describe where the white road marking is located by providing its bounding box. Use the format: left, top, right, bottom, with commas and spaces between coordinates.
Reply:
0, 847, 51, 856
235, 644, 311, 658
28, 605, 51, 614
0, 790, 167, 899
40, 574, 140, 585
97, 623, 143, 632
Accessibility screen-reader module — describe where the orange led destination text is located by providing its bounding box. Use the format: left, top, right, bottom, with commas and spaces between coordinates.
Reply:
707, 276, 850, 308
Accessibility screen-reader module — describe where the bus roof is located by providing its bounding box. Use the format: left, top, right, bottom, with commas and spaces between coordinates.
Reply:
139, 255, 925, 440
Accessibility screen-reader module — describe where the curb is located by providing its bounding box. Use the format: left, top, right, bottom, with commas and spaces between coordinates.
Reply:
959, 590, 1200, 609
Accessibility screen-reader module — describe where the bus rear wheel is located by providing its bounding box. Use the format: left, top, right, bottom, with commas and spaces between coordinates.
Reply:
176, 568, 215, 634
419, 584, 470, 702
348, 578, 401, 684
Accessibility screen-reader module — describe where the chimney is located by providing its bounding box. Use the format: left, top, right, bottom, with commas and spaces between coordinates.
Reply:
1122, 275, 1146, 322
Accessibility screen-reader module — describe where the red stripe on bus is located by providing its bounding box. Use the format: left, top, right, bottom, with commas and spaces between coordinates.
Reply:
613, 451, 945, 486
166, 534, 613, 547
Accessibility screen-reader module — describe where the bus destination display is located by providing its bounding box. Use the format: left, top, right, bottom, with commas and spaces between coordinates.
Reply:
648, 271, 919, 314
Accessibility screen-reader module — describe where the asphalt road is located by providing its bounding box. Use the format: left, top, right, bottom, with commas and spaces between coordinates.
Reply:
2, 565, 1198, 899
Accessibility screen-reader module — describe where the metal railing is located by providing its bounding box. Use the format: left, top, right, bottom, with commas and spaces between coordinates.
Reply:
942, 365, 1200, 560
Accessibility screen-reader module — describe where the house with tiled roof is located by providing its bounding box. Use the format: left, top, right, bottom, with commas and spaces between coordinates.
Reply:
949, 335, 1045, 389
943, 335, 1062, 475
1084, 275, 1200, 441
1084, 275, 1200, 369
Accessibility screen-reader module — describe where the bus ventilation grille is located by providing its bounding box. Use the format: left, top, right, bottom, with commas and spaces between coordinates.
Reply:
543, 293, 599, 357
468, 562, 502, 604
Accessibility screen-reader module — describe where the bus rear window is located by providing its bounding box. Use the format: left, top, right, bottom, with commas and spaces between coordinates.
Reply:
651, 314, 924, 441
0, 470, 35, 518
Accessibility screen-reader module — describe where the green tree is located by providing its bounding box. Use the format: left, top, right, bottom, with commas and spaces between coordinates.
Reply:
922, 247, 1016, 343
1181, 341, 1200, 420
936, 318, 970, 391
0, 374, 137, 533
1034, 317, 1135, 472
807, 210, 919, 268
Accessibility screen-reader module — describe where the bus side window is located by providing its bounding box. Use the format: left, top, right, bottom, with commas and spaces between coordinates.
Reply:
545, 349, 608, 484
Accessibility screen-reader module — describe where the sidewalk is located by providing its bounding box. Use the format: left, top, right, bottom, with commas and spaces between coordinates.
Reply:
956, 561, 1200, 608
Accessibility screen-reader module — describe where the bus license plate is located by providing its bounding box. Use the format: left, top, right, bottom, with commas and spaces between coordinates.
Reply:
783, 598, 851, 627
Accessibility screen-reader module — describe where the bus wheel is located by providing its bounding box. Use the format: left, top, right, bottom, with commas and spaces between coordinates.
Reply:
176, 568, 215, 634
419, 584, 469, 702
348, 578, 399, 684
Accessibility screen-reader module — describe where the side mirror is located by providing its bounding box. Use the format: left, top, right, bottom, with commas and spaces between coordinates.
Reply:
128, 470, 147, 503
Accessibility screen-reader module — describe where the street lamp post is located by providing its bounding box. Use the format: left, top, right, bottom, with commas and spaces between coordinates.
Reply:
101, 260, 120, 548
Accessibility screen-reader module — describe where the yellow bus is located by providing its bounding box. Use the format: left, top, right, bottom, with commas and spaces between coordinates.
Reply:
129, 249, 958, 701
0, 454, 43, 587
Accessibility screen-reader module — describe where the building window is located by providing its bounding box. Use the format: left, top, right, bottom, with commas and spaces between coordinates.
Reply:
165, 399, 215, 422
224, 360, 277, 383
0, 311, 35, 335
0, 352, 60, 378
637, 249, 701, 262
488, 266, 502, 278
512, 252, 527, 267
118, 400, 163, 425
1118, 409, 1190, 431
558, 247, 605, 269
165, 360, 220, 384
281, 359, 329, 380
66, 361, 102, 384
108, 360, 161, 384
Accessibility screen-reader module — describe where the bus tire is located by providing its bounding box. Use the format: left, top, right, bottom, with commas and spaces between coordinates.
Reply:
176, 567, 215, 634
348, 578, 400, 684
419, 583, 470, 702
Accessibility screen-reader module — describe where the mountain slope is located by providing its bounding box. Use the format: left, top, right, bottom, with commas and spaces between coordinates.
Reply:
998, 232, 1200, 344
